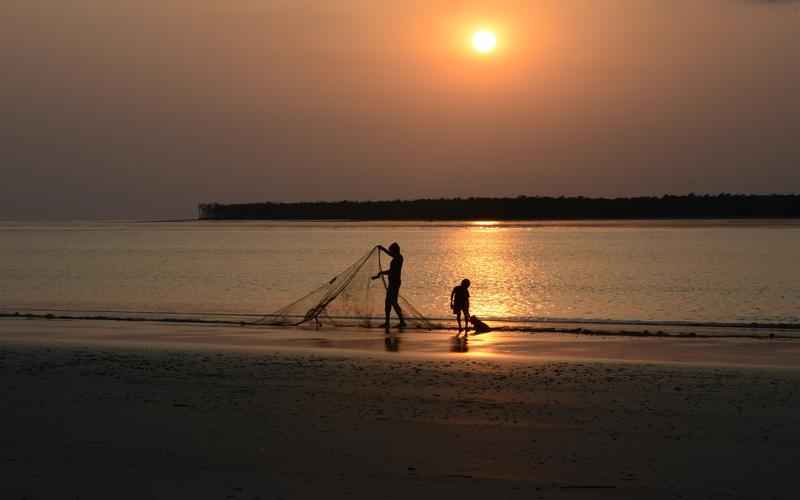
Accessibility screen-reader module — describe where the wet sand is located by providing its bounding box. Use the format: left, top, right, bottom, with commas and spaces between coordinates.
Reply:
2, 319, 799, 499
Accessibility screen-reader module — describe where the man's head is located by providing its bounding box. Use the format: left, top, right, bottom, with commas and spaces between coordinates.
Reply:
461, 278, 471, 288
389, 242, 400, 254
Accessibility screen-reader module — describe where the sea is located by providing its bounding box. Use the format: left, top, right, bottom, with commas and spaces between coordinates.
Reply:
1, 219, 799, 335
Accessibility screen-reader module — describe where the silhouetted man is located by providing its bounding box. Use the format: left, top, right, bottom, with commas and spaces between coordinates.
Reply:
372, 242, 406, 329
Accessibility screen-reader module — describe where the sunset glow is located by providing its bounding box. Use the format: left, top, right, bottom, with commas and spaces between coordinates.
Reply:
472, 30, 497, 54
3, 2, 800, 219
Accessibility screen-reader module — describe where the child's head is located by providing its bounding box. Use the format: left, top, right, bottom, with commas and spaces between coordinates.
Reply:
461, 278, 471, 288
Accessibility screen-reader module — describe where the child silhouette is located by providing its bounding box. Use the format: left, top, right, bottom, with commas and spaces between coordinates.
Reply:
450, 279, 471, 333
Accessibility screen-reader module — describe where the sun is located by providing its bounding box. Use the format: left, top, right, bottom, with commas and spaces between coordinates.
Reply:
472, 30, 497, 54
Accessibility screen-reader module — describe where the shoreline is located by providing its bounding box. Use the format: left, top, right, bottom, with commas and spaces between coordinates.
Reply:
3, 310, 800, 341
197, 194, 800, 221
3, 317, 800, 369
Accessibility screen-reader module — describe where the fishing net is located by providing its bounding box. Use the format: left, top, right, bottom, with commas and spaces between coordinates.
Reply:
256, 247, 433, 329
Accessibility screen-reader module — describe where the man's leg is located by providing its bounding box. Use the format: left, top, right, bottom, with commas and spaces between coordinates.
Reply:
393, 300, 406, 327
386, 286, 405, 327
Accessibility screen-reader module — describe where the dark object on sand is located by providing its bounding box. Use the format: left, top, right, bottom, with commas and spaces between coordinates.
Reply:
469, 316, 491, 334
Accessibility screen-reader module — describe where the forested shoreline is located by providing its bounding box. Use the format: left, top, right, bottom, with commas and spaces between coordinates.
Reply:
198, 194, 800, 220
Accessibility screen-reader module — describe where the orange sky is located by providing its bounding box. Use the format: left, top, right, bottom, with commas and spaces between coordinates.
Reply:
2, 1, 800, 219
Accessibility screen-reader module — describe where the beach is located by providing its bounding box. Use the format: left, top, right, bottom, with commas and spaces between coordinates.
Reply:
6, 0, 800, 497
2, 319, 799, 499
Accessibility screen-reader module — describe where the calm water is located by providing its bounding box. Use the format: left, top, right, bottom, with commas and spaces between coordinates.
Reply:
1, 220, 799, 326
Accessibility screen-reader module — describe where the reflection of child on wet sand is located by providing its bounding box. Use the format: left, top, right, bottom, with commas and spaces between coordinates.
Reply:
450, 279, 471, 332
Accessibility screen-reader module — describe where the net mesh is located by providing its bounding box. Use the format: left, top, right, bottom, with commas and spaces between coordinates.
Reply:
256, 247, 433, 329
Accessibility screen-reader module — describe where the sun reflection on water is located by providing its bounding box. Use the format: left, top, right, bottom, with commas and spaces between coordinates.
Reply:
431, 225, 555, 322
469, 220, 502, 227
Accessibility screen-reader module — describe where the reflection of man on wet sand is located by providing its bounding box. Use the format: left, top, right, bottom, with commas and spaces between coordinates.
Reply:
384, 335, 401, 352
450, 334, 468, 353
372, 242, 407, 329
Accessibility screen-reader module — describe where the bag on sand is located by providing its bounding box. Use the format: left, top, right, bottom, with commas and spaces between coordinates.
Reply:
469, 316, 491, 333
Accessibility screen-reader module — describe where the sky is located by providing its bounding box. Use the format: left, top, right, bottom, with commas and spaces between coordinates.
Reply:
2, 0, 800, 220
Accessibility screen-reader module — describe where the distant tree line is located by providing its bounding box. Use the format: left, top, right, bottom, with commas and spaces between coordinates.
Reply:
198, 194, 800, 221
